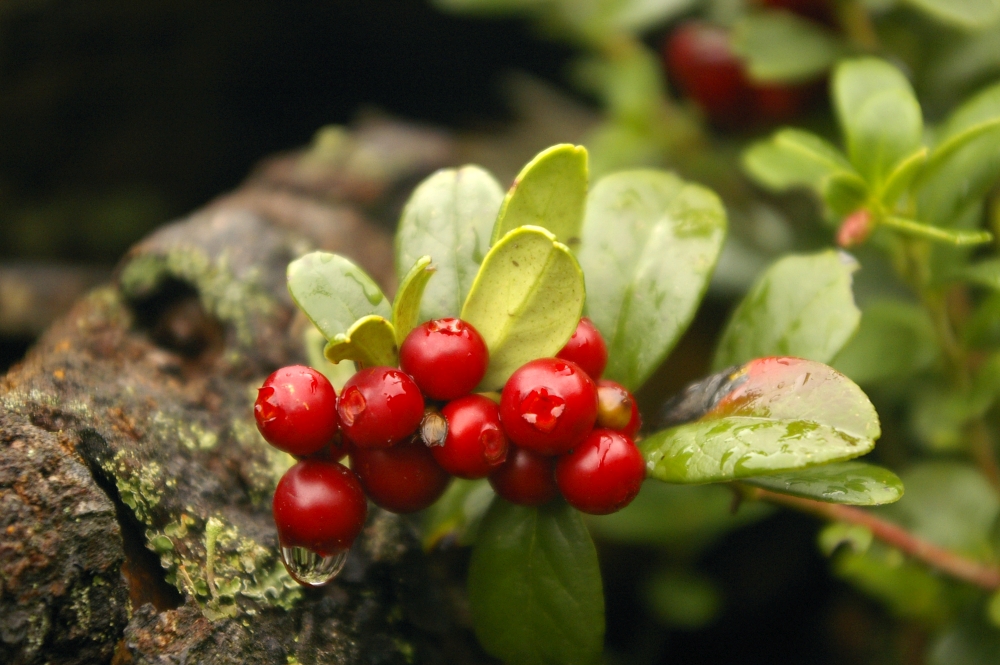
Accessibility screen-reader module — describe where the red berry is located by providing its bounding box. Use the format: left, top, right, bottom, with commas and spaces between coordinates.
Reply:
272, 460, 368, 556
399, 318, 489, 400
337, 366, 424, 448
433, 394, 509, 479
556, 318, 608, 380
556, 429, 646, 515
350, 436, 450, 513
500, 358, 598, 456
255, 365, 339, 457
488, 446, 558, 506
596, 380, 642, 439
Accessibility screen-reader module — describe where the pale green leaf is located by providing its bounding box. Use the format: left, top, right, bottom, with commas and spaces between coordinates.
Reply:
743, 128, 857, 193
903, 0, 1000, 29
731, 10, 843, 83
323, 315, 398, 368
392, 256, 435, 345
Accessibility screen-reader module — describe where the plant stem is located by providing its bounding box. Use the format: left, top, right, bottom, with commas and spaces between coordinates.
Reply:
743, 485, 1000, 590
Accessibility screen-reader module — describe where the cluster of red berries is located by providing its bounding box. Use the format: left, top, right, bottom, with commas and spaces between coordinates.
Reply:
254, 316, 646, 572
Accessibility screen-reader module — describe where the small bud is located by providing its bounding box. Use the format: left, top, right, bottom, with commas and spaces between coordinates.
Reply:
596, 383, 634, 431
837, 209, 873, 248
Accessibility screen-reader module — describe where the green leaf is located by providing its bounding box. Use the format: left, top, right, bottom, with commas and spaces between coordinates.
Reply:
831, 300, 938, 385
468, 500, 604, 665
832, 58, 923, 187
395, 166, 504, 322
641, 357, 880, 484
903, 0, 1000, 29
643, 568, 720, 629
577, 170, 727, 391
879, 147, 928, 206
742, 128, 858, 193
881, 216, 993, 246
391, 256, 435, 345
713, 251, 861, 370
422, 479, 495, 550
461, 226, 585, 390
323, 315, 398, 368
930, 613, 1000, 665
959, 258, 1000, 289
744, 461, 904, 505
303, 326, 356, 390
823, 172, 871, 217
600, 0, 697, 32
731, 10, 843, 83
286, 251, 391, 341
491, 144, 588, 247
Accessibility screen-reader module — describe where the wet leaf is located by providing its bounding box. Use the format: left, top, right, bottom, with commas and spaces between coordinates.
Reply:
578, 170, 726, 391
287, 251, 391, 341
641, 357, 880, 484
462, 226, 585, 390
392, 256, 435, 344
323, 315, 398, 368
468, 499, 604, 665
395, 166, 503, 322
491, 144, 588, 247
744, 461, 904, 505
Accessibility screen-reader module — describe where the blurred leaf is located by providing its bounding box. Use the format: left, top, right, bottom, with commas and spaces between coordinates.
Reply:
287, 251, 391, 341
644, 568, 721, 629
599, 0, 698, 32
303, 326, 356, 391
881, 216, 993, 245
880, 147, 928, 206
432, 0, 551, 14
392, 256, 434, 345
468, 500, 604, 665
642, 357, 880, 483
395, 166, 503, 322
959, 258, 1000, 289
731, 10, 843, 83
903, 0, 1000, 29
323, 315, 398, 368
713, 251, 861, 370
462, 226, 585, 390
578, 170, 726, 391
422, 479, 495, 550
573, 46, 665, 124
743, 128, 858, 193
818, 522, 873, 556
832, 300, 938, 385
823, 172, 871, 217
491, 144, 588, 247
964, 292, 1000, 348
744, 461, 904, 505
929, 613, 1000, 665
833, 58, 923, 188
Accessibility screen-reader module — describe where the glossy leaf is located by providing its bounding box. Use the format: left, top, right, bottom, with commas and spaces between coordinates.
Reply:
287, 251, 391, 341
743, 128, 857, 193
641, 357, 880, 484
744, 461, 904, 505
713, 251, 861, 370
833, 58, 923, 187
461, 226, 585, 390
323, 315, 398, 368
392, 256, 435, 344
395, 166, 504, 322
832, 300, 938, 385
903, 0, 1000, 29
491, 144, 588, 247
468, 500, 604, 665
578, 170, 726, 391
422, 479, 495, 550
731, 11, 843, 83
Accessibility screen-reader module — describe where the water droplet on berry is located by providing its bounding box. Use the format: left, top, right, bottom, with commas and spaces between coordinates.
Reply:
280, 545, 348, 586
339, 386, 367, 426
520, 389, 566, 433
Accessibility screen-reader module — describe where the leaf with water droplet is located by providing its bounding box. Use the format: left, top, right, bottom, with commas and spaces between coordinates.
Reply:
641, 357, 880, 484
392, 256, 435, 344
287, 251, 391, 342
744, 461, 903, 505
396, 166, 503, 322
324, 315, 398, 368
462, 226, 585, 390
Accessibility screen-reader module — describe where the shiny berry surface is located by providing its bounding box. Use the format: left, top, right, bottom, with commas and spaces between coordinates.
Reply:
272, 460, 368, 556
399, 318, 489, 400
350, 436, 450, 513
488, 446, 558, 506
255, 365, 339, 457
596, 380, 642, 439
337, 366, 424, 448
500, 358, 598, 456
556, 429, 646, 515
556, 317, 608, 380
433, 394, 509, 479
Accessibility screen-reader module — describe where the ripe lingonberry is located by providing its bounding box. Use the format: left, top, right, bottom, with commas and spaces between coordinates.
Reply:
557, 317, 608, 380
337, 366, 424, 448
433, 394, 509, 479
488, 446, 558, 506
399, 318, 489, 400
596, 380, 642, 439
350, 436, 451, 513
500, 358, 598, 456
272, 460, 368, 556
555, 429, 646, 515
255, 365, 339, 457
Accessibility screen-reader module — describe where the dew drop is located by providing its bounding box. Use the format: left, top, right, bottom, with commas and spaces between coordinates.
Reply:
280, 545, 348, 586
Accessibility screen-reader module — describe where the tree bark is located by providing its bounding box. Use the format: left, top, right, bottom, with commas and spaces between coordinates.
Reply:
0, 117, 492, 664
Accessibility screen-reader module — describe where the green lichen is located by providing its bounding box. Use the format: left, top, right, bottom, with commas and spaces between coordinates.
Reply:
106, 451, 162, 525
230, 416, 295, 504
151, 411, 218, 451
